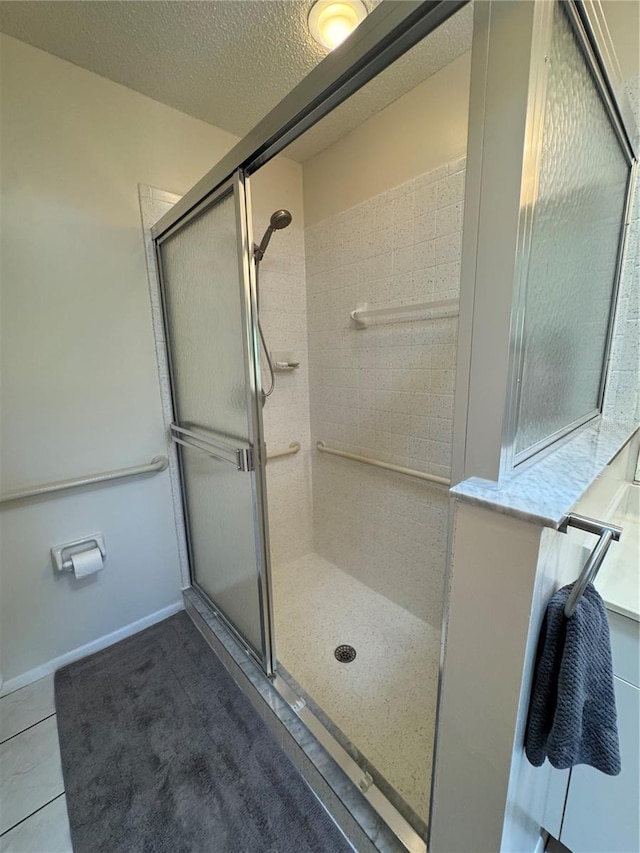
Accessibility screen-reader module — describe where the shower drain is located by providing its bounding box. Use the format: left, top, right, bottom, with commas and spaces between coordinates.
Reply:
334, 644, 357, 663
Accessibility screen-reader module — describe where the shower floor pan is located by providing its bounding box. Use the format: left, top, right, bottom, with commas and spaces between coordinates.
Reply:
272, 553, 441, 825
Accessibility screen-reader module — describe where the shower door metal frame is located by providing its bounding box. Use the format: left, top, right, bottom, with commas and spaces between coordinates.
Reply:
155, 171, 276, 676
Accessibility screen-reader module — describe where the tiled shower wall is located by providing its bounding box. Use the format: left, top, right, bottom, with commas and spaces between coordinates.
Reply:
305, 159, 466, 628
604, 77, 640, 425
256, 215, 314, 569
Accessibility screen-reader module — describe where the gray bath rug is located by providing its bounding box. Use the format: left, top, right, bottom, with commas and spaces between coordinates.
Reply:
55, 612, 351, 853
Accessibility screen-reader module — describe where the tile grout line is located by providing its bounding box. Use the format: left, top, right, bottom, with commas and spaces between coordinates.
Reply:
0, 712, 57, 746
0, 792, 66, 838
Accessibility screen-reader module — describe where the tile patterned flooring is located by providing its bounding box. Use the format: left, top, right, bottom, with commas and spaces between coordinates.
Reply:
272, 553, 441, 823
0, 676, 72, 852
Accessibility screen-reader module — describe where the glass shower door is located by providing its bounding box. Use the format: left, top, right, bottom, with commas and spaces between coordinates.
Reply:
156, 172, 274, 673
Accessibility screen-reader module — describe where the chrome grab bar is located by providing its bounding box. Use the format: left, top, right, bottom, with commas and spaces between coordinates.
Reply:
0, 456, 168, 505
316, 440, 450, 486
560, 513, 623, 618
170, 424, 253, 471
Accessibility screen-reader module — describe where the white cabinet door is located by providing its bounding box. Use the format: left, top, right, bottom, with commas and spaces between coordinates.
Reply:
561, 676, 639, 853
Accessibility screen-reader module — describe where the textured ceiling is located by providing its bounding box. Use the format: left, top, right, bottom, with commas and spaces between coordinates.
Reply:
0, 1, 327, 139
0, 0, 472, 161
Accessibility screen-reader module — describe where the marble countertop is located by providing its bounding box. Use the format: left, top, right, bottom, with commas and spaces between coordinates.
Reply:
451, 419, 639, 529
597, 483, 640, 622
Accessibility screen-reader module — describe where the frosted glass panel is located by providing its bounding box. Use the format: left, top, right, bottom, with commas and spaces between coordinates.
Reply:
160, 191, 249, 442
158, 184, 266, 662
515, 3, 629, 457
179, 446, 263, 655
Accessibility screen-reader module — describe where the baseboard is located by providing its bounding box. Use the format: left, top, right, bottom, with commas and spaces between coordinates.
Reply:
0, 601, 184, 697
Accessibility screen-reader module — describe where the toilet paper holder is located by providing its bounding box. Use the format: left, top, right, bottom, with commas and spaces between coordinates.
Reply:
51, 534, 106, 573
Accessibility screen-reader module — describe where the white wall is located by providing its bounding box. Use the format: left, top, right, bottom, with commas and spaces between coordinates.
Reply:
430, 502, 548, 853
0, 34, 238, 688
302, 52, 471, 226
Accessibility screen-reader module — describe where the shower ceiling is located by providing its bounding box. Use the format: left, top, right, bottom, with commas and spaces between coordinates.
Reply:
0, 0, 472, 161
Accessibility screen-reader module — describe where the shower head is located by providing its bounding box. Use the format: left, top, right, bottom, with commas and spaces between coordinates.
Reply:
269, 209, 293, 230
254, 209, 293, 261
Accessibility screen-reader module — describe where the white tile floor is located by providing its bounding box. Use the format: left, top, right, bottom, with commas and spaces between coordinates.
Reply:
0, 676, 73, 852
272, 553, 441, 822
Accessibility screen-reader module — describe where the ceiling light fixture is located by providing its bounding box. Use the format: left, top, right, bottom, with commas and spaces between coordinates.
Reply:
308, 0, 368, 51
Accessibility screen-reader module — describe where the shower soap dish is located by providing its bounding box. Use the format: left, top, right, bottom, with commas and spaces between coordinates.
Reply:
272, 351, 300, 371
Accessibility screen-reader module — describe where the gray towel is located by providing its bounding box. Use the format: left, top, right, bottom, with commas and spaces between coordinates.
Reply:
525, 582, 620, 775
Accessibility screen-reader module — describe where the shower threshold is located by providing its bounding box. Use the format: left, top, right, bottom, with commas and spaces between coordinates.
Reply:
183, 587, 426, 853
271, 670, 426, 853
275, 661, 429, 840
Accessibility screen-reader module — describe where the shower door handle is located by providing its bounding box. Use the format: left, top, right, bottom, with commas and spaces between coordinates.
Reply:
170, 424, 254, 472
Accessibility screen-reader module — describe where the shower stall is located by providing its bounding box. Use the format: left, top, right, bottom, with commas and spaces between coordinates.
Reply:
152, 93, 466, 853
251, 148, 467, 829
145, 0, 637, 848
149, 4, 473, 840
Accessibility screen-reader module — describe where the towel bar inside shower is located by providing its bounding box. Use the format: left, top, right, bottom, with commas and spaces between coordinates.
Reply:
560, 513, 623, 618
350, 297, 459, 329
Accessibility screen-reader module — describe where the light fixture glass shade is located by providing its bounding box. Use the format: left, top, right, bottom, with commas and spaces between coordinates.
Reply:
308, 0, 368, 50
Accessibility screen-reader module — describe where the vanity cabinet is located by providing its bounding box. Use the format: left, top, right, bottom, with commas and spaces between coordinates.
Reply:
559, 611, 640, 853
